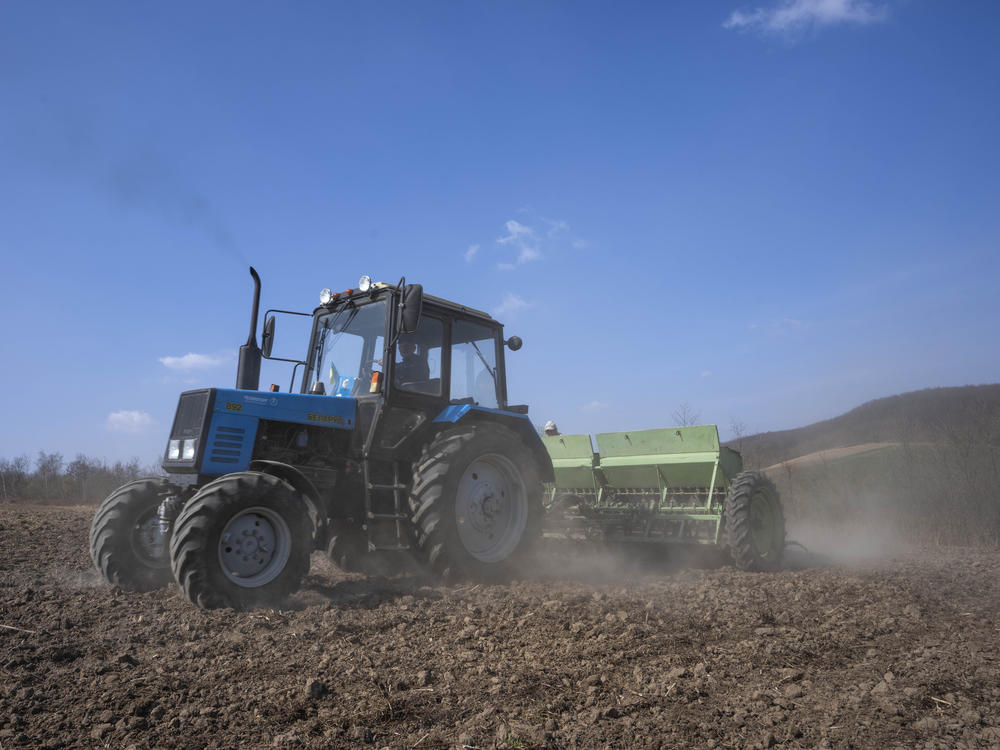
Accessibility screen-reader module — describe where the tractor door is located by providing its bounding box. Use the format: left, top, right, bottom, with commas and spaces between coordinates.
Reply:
373, 312, 449, 459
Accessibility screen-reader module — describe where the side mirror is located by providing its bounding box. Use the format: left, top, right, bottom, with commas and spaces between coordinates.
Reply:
505, 335, 523, 351
400, 284, 423, 334
261, 316, 276, 358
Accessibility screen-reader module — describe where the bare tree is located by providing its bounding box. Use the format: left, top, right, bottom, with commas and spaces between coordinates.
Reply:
35, 451, 64, 499
0, 455, 30, 499
672, 402, 700, 427
730, 418, 747, 454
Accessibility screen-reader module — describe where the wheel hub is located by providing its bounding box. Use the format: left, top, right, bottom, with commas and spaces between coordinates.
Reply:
218, 507, 291, 587
455, 454, 528, 563
467, 483, 500, 536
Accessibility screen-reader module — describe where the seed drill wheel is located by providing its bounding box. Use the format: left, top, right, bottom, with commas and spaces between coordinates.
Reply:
724, 471, 785, 571
409, 423, 543, 579
90, 478, 174, 591
169, 471, 312, 610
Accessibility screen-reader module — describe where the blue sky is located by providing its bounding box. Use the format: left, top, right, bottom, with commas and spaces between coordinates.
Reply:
1, 0, 998, 465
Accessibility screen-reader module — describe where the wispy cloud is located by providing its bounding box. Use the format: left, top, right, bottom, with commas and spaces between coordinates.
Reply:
749, 317, 808, 337
106, 410, 154, 434
582, 400, 609, 413
542, 218, 569, 238
468, 213, 582, 271
723, 0, 888, 35
159, 352, 232, 370
496, 219, 542, 267
497, 220, 537, 247
701, 370, 713, 378
518, 247, 540, 264
770, 317, 806, 335
492, 293, 530, 317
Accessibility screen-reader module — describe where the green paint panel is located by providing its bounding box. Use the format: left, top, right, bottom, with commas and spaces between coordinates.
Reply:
596, 426, 725, 489
595, 425, 720, 456
541, 434, 597, 489
542, 424, 744, 495
598, 452, 718, 488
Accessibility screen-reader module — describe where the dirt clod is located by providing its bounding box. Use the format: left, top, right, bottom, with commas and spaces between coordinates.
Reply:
304, 678, 328, 699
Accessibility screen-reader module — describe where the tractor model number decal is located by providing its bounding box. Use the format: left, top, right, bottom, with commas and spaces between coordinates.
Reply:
225, 402, 243, 411
307, 413, 345, 425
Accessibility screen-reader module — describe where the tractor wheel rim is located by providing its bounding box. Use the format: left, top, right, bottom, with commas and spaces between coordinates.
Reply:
218, 506, 292, 587
455, 453, 528, 564
130, 510, 170, 568
749, 491, 777, 558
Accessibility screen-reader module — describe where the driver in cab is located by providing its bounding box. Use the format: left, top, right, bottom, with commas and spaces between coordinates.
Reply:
395, 339, 429, 387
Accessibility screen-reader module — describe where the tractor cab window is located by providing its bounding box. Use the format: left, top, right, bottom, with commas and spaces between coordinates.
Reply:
310, 301, 386, 397
450, 320, 499, 409
394, 316, 443, 396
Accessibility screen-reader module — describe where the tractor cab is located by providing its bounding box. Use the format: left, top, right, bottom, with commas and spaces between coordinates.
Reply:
259, 276, 528, 465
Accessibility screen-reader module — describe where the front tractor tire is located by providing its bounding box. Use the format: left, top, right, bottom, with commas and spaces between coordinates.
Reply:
409, 423, 543, 580
90, 478, 174, 591
725, 471, 785, 571
169, 472, 312, 610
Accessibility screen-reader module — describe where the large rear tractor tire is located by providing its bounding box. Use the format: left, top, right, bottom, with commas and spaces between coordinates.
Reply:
169, 472, 312, 610
725, 471, 785, 571
409, 423, 543, 580
90, 478, 175, 591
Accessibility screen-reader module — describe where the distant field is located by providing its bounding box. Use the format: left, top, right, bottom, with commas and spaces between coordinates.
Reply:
765, 442, 901, 471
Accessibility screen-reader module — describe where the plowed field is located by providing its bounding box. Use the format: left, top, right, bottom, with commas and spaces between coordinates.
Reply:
2, 503, 999, 749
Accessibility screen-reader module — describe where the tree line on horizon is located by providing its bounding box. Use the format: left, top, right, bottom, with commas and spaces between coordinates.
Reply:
0, 452, 164, 504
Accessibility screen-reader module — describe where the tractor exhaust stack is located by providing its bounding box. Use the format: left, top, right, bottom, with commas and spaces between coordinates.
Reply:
235, 266, 262, 390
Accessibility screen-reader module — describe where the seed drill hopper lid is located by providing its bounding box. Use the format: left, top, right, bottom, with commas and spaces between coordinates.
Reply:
543, 425, 742, 490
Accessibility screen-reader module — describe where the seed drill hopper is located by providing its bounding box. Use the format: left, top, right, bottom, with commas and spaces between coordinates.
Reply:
542, 425, 784, 570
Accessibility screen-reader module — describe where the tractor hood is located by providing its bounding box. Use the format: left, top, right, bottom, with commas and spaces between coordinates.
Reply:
162, 388, 356, 475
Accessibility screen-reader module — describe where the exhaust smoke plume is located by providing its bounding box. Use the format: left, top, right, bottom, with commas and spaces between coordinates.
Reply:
16, 112, 248, 266
106, 154, 248, 266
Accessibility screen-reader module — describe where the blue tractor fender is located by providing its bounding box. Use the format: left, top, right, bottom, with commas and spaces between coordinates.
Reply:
432, 405, 555, 483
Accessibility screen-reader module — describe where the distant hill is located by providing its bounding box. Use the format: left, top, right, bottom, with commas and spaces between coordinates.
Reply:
729, 384, 1000, 469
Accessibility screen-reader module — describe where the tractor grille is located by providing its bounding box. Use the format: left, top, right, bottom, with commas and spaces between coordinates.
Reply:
209, 426, 246, 465
170, 390, 212, 440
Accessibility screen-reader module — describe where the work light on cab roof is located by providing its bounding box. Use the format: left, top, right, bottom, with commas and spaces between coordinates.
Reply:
319, 275, 373, 305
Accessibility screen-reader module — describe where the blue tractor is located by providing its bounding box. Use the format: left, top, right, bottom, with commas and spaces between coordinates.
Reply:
90, 269, 552, 609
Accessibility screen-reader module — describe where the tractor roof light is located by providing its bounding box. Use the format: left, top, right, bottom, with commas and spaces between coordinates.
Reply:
358, 275, 372, 293
320, 288, 334, 305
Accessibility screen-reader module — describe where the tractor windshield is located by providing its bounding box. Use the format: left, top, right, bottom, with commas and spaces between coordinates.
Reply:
307, 300, 387, 397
